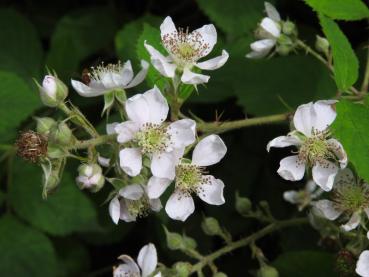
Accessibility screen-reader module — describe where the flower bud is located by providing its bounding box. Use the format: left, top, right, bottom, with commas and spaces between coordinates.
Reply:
282, 21, 297, 36
276, 35, 295, 56
235, 192, 252, 215
15, 130, 48, 163
214, 273, 227, 277
76, 163, 105, 192
174, 262, 192, 277
35, 117, 56, 135
335, 250, 355, 276
183, 234, 197, 249
257, 265, 279, 277
49, 122, 73, 145
315, 35, 330, 57
164, 227, 185, 250
202, 217, 222, 236
39, 75, 68, 107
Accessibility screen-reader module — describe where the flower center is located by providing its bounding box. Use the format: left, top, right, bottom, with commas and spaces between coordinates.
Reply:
162, 27, 209, 66
89, 62, 122, 84
135, 123, 170, 154
298, 129, 333, 166
333, 184, 369, 213
175, 163, 208, 194
125, 197, 151, 219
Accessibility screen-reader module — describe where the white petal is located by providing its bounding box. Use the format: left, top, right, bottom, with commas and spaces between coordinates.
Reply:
119, 199, 137, 222
151, 149, 183, 180
260, 17, 281, 38
312, 100, 337, 131
192, 135, 227, 166
144, 41, 176, 78
113, 263, 139, 277
115, 121, 140, 144
160, 16, 177, 41
356, 251, 369, 277
137, 243, 158, 277
250, 39, 276, 52
165, 191, 195, 221
71, 80, 105, 97
100, 71, 122, 89
315, 199, 342, 220
333, 168, 355, 187
312, 161, 338, 191
109, 196, 121, 224
197, 176, 225, 205
120, 60, 134, 86
149, 198, 162, 212
327, 138, 347, 168
124, 60, 150, 89
181, 68, 210, 85
306, 180, 317, 193
266, 135, 301, 152
119, 184, 144, 200
106, 122, 119, 134
277, 155, 305, 181
283, 191, 300, 204
97, 155, 110, 167
293, 102, 315, 136
167, 119, 196, 149
147, 176, 172, 199
196, 50, 229, 70
119, 148, 142, 177
125, 93, 150, 124
142, 86, 169, 124
246, 50, 270, 59
341, 212, 361, 232
193, 24, 217, 57
116, 255, 140, 275
265, 2, 281, 22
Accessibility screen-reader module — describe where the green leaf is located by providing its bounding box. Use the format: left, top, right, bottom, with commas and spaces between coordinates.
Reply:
305, 0, 369, 21
319, 15, 359, 91
0, 215, 59, 277
197, 0, 264, 38
0, 71, 41, 140
9, 160, 99, 236
273, 251, 335, 277
331, 100, 369, 183
0, 9, 43, 81
46, 9, 117, 81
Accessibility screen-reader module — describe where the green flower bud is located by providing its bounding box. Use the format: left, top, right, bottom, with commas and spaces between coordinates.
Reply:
276, 34, 295, 56
183, 234, 197, 249
282, 21, 297, 36
235, 192, 252, 215
47, 144, 68, 159
164, 227, 185, 250
41, 158, 65, 198
315, 35, 330, 57
174, 262, 192, 277
76, 163, 105, 192
49, 122, 73, 145
202, 217, 222, 236
213, 273, 227, 277
35, 117, 57, 135
38, 75, 68, 107
257, 265, 279, 277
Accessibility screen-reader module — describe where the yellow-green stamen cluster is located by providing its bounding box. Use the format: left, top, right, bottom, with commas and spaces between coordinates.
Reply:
175, 163, 209, 195
333, 183, 369, 214
89, 62, 122, 85
135, 123, 171, 154
125, 197, 151, 219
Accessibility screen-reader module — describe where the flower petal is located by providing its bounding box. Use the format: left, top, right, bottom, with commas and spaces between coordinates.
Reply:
192, 135, 227, 166
293, 102, 315, 136
142, 86, 169, 124
116, 255, 140, 275
315, 199, 342, 220
151, 148, 183, 180
312, 100, 337, 131
119, 199, 137, 222
246, 50, 271, 59
312, 161, 338, 191
196, 50, 229, 70
113, 262, 140, 277
277, 155, 305, 181
109, 196, 120, 224
356, 250, 369, 277
333, 168, 355, 188
165, 191, 195, 221
283, 190, 300, 204
71, 80, 106, 97
120, 60, 134, 86
97, 155, 110, 167
265, 2, 281, 22
181, 68, 210, 85
260, 17, 280, 38
137, 243, 158, 277
149, 198, 162, 212
119, 148, 142, 177
106, 122, 119, 134
119, 184, 144, 200
197, 176, 225, 205
266, 135, 301, 152
341, 212, 361, 232
125, 93, 150, 124
144, 41, 176, 78
125, 60, 150, 89
327, 138, 347, 168
250, 39, 276, 52
160, 16, 177, 41
147, 176, 172, 199
115, 121, 140, 144
193, 24, 217, 57
167, 119, 196, 149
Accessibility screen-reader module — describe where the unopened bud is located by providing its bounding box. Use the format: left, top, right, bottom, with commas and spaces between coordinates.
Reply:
174, 262, 192, 277
164, 227, 185, 250
183, 234, 197, 249
38, 75, 68, 107
257, 265, 279, 277
202, 217, 222, 236
76, 163, 105, 192
15, 131, 48, 163
49, 122, 73, 145
35, 117, 56, 135
235, 192, 252, 215
315, 35, 330, 57
335, 250, 355, 276
282, 21, 297, 36
276, 35, 295, 56
214, 273, 227, 277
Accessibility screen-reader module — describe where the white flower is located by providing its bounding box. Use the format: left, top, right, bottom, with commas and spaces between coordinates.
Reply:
357, 250, 369, 277
144, 16, 229, 85
314, 168, 369, 232
115, 86, 196, 177
113, 243, 161, 277
283, 180, 323, 211
246, 2, 281, 59
146, 135, 227, 221
71, 60, 149, 97
76, 163, 105, 192
39, 75, 68, 107
109, 184, 162, 224
267, 100, 347, 191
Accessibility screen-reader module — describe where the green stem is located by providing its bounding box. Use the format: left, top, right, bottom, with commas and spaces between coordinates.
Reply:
70, 134, 117, 150
361, 45, 369, 94
190, 217, 308, 274
197, 113, 289, 134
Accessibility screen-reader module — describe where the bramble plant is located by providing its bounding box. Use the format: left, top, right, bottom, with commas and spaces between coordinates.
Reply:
1, 1, 369, 276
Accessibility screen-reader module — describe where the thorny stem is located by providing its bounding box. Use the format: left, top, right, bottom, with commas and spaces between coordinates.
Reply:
197, 113, 289, 134
70, 134, 117, 150
190, 217, 309, 275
